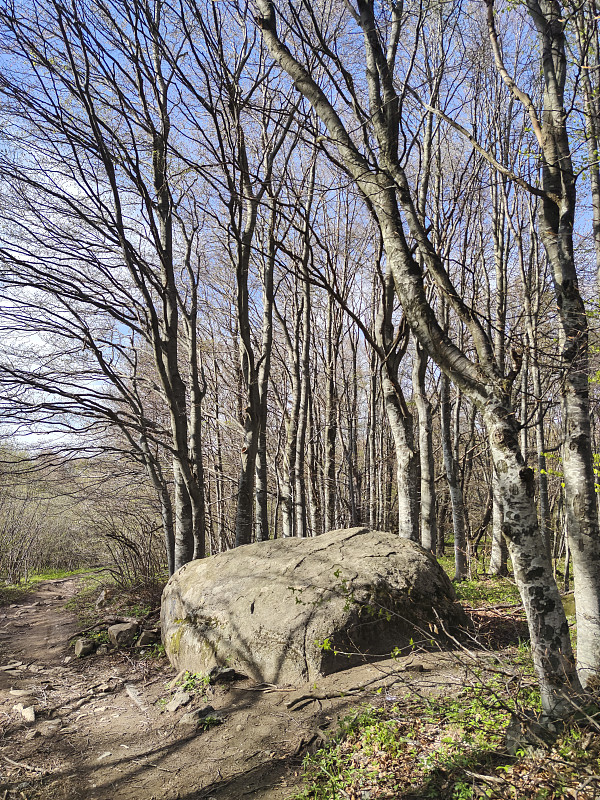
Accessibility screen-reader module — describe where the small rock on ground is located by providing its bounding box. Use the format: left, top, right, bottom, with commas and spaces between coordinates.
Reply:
108, 622, 138, 647
166, 690, 191, 712
75, 638, 95, 658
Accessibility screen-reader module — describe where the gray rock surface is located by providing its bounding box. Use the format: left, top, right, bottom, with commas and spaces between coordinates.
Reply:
161, 527, 467, 685
177, 705, 220, 728
166, 690, 191, 712
137, 629, 159, 647
108, 622, 138, 648
74, 638, 95, 658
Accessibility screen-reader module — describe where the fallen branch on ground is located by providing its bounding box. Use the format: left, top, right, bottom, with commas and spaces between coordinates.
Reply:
2, 756, 46, 774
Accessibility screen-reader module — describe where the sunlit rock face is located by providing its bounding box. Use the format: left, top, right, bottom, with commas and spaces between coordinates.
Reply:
161, 527, 468, 685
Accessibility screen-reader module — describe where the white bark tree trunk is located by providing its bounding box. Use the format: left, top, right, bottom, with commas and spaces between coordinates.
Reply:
256, 0, 584, 711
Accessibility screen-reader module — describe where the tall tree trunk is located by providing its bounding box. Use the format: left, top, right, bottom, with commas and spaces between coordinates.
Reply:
294, 161, 316, 538
376, 270, 419, 540
484, 401, 581, 714
277, 298, 302, 538
255, 194, 277, 543
233, 128, 260, 547
487, 173, 508, 576
381, 371, 419, 540
368, 349, 378, 529
412, 342, 437, 552
173, 461, 194, 569
575, 5, 600, 284
307, 388, 322, 536
488, 0, 600, 687
212, 357, 226, 553
323, 292, 338, 532
441, 373, 468, 580
488, 470, 508, 576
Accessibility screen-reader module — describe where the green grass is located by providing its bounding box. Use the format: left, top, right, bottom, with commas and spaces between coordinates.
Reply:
64, 577, 107, 626
0, 566, 97, 606
453, 578, 521, 607
436, 553, 522, 606
295, 552, 592, 800
29, 566, 92, 582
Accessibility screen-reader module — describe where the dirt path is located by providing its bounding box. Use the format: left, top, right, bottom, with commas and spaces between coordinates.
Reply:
0, 581, 469, 800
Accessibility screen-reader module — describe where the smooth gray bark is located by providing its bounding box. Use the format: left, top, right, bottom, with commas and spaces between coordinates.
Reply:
376, 271, 419, 540
293, 162, 316, 538
276, 296, 302, 538
323, 293, 338, 533
255, 197, 277, 543
441, 373, 468, 579
412, 343, 437, 553
173, 461, 194, 570
489, 471, 508, 577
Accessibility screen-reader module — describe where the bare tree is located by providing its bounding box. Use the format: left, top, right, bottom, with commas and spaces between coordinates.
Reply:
255, 0, 582, 713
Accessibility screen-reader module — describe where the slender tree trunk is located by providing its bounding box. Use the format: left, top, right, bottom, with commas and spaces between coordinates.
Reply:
376, 271, 419, 540
255, 195, 277, 543
277, 298, 302, 538
412, 342, 437, 552
173, 461, 194, 569
293, 162, 316, 538
307, 388, 322, 536
233, 131, 260, 547
255, 425, 269, 542
368, 351, 378, 529
213, 359, 226, 552
139, 432, 175, 575
381, 371, 419, 540
323, 293, 337, 532
575, 5, 600, 284
489, 470, 509, 576
441, 374, 468, 580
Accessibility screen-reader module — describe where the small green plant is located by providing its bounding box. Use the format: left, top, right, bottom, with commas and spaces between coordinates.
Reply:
142, 642, 165, 659
89, 630, 110, 646
198, 714, 222, 731
178, 670, 210, 695
452, 780, 473, 800
126, 602, 152, 618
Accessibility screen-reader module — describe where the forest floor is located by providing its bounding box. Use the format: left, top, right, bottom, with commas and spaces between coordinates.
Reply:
0, 576, 598, 800
0, 576, 473, 800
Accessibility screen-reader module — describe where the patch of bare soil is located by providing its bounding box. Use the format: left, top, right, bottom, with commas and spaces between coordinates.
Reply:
0, 580, 472, 800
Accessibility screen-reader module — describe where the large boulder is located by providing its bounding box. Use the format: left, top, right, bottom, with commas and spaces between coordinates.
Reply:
161, 527, 468, 685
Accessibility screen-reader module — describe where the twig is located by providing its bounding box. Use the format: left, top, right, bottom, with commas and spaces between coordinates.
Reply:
235, 684, 284, 693
287, 688, 363, 710
165, 669, 186, 690
67, 617, 138, 641
463, 769, 505, 785
463, 602, 523, 612
131, 759, 173, 773
2, 755, 46, 774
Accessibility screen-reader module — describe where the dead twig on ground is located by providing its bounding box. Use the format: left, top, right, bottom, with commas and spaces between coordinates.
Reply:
2, 755, 47, 774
